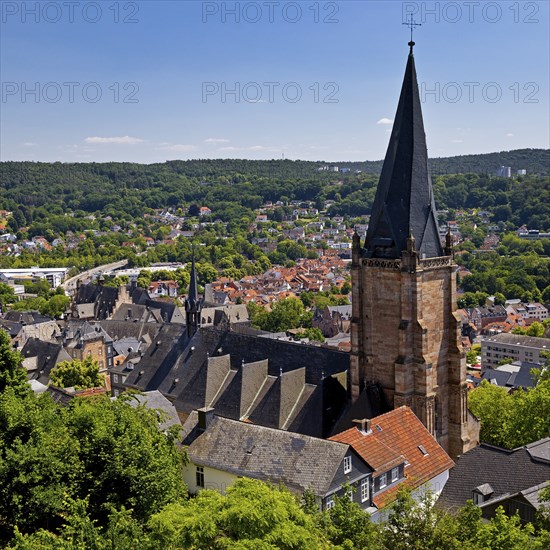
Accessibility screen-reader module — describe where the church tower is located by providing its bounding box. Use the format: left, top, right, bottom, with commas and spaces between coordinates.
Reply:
184, 255, 202, 338
350, 41, 479, 459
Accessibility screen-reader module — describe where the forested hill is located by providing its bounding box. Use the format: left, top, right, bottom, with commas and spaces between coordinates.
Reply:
1, 148, 548, 183
1, 149, 549, 230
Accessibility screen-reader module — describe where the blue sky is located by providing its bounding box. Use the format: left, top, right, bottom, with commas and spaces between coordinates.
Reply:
1, 0, 549, 163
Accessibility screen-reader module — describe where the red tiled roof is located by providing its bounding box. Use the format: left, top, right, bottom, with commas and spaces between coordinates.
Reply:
330, 406, 454, 509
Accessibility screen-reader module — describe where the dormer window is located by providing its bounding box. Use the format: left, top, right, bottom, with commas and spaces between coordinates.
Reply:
379, 472, 387, 489
343, 455, 352, 474
472, 483, 494, 505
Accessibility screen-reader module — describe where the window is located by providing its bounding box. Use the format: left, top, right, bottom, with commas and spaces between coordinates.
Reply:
114, 375, 120, 384
196, 466, 205, 488
343, 456, 352, 474
379, 473, 387, 489
325, 496, 335, 510
473, 492, 482, 505
361, 478, 369, 502
391, 467, 399, 482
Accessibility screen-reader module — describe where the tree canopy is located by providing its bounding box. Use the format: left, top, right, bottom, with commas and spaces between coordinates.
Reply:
468, 360, 550, 448
49, 356, 103, 390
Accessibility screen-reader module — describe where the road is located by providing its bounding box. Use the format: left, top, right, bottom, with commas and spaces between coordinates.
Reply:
62, 260, 128, 294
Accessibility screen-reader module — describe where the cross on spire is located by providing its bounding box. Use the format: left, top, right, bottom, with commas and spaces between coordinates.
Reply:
403, 14, 421, 52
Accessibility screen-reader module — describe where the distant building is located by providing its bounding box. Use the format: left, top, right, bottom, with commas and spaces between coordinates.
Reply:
517, 169, 527, 176
481, 333, 550, 368
0, 267, 68, 288
496, 166, 512, 177
480, 360, 541, 390
517, 228, 550, 240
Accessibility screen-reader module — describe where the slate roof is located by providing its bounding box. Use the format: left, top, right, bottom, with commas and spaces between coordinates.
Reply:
124, 390, 181, 432
74, 283, 119, 320
112, 337, 142, 357
364, 47, 442, 260
3, 310, 53, 324
110, 303, 164, 324
438, 438, 550, 511
98, 319, 160, 345
123, 323, 188, 391
482, 333, 550, 350
20, 338, 71, 384
170, 328, 348, 437
481, 362, 540, 389
0, 319, 22, 338
187, 415, 350, 496
330, 406, 454, 508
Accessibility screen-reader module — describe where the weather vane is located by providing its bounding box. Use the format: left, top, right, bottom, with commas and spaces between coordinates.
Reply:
403, 14, 421, 51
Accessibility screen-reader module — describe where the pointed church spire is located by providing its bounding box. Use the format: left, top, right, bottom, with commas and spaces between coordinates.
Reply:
188, 253, 199, 306
185, 252, 202, 337
365, 43, 443, 260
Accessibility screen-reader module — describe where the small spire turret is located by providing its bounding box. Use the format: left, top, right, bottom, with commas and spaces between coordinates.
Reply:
185, 253, 202, 337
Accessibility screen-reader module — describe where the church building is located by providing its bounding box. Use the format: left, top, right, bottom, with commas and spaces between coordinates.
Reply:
350, 41, 479, 459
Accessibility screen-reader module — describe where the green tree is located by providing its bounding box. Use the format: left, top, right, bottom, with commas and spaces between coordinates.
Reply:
0, 282, 17, 306
476, 507, 535, 549
64, 394, 187, 525
380, 489, 457, 550
0, 328, 28, 396
526, 322, 545, 338
324, 486, 379, 549
466, 344, 481, 365
50, 356, 103, 390
148, 478, 327, 549
253, 298, 311, 332
0, 391, 80, 542
468, 381, 512, 447
41, 294, 70, 318
469, 369, 550, 448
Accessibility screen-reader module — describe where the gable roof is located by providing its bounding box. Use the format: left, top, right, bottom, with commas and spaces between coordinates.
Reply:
187, 415, 350, 496
3, 310, 53, 324
330, 406, 454, 508
438, 438, 550, 511
20, 338, 71, 384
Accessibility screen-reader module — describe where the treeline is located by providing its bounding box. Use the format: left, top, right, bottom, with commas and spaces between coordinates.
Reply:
458, 235, 550, 303
1, 159, 549, 228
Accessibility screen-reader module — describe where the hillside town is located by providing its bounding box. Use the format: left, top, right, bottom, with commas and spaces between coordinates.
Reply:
1, 1, 550, 543
1, 41, 549, 545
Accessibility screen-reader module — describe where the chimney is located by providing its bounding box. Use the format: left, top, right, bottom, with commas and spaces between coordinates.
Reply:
197, 407, 215, 432
352, 418, 371, 435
